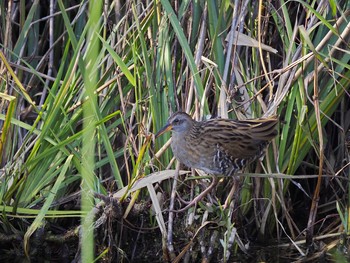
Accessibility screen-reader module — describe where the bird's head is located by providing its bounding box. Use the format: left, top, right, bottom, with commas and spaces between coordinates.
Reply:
155, 112, 194, 137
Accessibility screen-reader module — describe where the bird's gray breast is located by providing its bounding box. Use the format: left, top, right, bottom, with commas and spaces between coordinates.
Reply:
169, 132, 206, 171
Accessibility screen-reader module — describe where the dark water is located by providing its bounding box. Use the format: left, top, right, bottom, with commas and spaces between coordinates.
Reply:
0, 241, 348, 262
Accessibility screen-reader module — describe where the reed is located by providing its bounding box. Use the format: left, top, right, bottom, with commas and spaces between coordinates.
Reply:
0, 0, 349, 261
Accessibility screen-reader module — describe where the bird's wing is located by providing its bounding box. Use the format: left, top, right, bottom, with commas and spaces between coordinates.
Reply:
198, 116, 278, 160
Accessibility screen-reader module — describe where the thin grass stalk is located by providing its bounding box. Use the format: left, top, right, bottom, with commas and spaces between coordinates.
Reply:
0, 93, 16, 165
305, 58, 324, 245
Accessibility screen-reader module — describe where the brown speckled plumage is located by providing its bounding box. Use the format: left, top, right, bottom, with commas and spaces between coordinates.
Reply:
156, 112, 278, 176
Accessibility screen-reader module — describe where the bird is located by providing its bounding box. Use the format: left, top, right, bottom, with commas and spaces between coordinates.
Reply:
156, 111, 278, 210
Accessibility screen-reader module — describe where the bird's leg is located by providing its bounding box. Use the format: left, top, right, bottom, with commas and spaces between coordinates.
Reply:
175, 191, 191, 205
175, 178, 211, 205
223, 176, 240, 209
222, 176, 242, 209
170, 176, 219, 213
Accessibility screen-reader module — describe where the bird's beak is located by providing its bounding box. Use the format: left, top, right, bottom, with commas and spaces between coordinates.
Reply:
155, 123, 172, 138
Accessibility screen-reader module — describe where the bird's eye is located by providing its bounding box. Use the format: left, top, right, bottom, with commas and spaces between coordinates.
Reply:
173, 118, 179, 124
